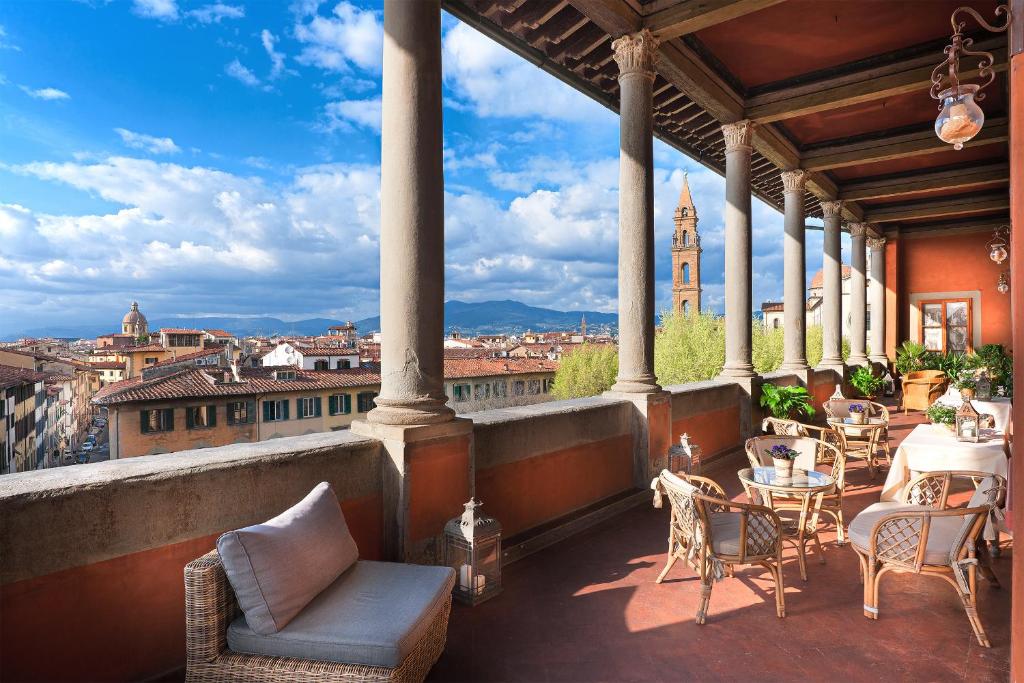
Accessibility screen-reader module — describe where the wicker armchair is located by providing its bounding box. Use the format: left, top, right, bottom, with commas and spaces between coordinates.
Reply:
761, 417, 843, 455
849, 471, 1005, 647
184, 550, 453, 683
901, 370, 948, 413
745, 435, 848, 544
823, 398, 892, 471
653, 470, 786, 623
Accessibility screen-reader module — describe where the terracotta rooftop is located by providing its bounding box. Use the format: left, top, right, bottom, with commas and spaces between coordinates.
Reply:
443, 357, 558, 379
87, 361, 127, 370
761, 301, 784, 313
203, 329, 235, 338
0, 364, 46, 390
809, 265, 852, 290
124, 344, 167, 353
159, 328, 204, 335
149, 348, 223, 368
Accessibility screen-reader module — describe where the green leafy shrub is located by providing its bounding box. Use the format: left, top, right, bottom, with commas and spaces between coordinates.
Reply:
926, 404, 956, 426
551, 343, 618, 400
759, 383, 815, 419
894, 340, 928, 375
849, 366, 884, 398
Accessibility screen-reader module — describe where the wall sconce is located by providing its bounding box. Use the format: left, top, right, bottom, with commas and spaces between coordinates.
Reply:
997, 270, 1010, 294
987, 225, 1009, 264
931, 5, 1010, 149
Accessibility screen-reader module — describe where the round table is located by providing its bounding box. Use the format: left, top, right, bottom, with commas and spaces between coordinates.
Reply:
827, 416, 888, 477
737, 467, 835, 581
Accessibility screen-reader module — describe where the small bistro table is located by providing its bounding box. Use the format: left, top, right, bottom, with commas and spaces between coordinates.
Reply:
827, 417, 888, 477
737, 467, 835, 582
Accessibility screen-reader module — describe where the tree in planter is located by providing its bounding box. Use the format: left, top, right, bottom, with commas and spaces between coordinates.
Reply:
759, 383, 815, 420
849, 366, 884, 399
894, 341, 928, 376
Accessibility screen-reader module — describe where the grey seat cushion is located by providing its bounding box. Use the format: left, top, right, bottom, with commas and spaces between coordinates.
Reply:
849, 501, 963, 565
227, 560, 457, 669
707, 511, 777, 557
217, 482, 360, 635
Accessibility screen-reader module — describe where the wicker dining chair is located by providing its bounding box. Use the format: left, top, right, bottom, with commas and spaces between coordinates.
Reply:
823, 398, 892, 466
761, 417, 843, 458
745, 435, 848, 544
849, 471, 1005, 647
184, 550, 453, 683
653, 470, 786, 623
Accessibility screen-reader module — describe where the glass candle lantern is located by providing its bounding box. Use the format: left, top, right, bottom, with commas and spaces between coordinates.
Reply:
935, 85, 984, 150
955, 400, 982, 443
975, 374, 992, 401
444, 499, 502, 606
668, 433, 702, 475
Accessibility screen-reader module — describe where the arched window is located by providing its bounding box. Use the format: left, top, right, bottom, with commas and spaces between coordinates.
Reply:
681, 207, 688, 217
773, 318, 781, 329
682, 263, 691, 284
681, 300, 690, 315
682, 230, 689, 246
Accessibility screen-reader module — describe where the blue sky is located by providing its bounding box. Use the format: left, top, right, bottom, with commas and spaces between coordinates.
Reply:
0, 0, 848, 333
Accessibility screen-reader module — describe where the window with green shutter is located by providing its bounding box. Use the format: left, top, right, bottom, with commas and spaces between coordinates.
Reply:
329, 394, 351, 416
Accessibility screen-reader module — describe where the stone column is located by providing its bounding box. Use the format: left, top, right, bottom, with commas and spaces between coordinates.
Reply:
819, 200, 844, 369
610, 30, 661, 395
718, 120, 757, 379
369, 0, 453, 427
868, 235, 888, 365
780, 170, 809, 371
848, 223, 869, 366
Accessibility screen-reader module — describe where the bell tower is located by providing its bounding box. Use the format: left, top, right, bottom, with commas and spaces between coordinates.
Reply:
671, 174, 701, 315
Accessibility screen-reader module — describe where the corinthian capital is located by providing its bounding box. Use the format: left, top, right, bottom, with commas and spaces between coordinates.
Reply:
848, 222, 867, 238
820, 200, 843, 218
867, 236, 886, 250
780, 169, 807, 193
612, 30, 658, 80
721, 120, 754, 152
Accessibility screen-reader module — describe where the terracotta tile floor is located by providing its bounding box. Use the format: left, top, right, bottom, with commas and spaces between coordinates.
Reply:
432, 407, 1012, 682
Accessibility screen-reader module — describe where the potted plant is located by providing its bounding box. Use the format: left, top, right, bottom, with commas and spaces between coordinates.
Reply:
894, 340, 927, 376
848, 403, 867, 425
849, 366, 884, 399
956, 376, 977, 401
926, 404, 957, 432
768, 444, 798, 478
759, 383, 815, 420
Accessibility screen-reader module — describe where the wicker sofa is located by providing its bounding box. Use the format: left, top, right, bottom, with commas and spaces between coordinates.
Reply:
900, 370, 948, 413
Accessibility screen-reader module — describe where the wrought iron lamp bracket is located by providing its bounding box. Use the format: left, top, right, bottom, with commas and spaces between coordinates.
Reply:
930, 5, 1010, 105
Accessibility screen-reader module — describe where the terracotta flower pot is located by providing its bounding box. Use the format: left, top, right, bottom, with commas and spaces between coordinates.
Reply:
960, 388, 976, 401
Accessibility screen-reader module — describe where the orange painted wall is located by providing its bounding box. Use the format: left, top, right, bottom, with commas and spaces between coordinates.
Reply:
475, 434, 633, 537
812, 377, 837, 412
0, 493, 382, 683
900, 231, 1013, 350
672, 405, 741, 464
407, 435, 471, 543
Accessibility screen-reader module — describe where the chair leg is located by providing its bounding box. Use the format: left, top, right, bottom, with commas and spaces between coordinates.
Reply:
656, 537, 679, 584
977, 542, 1002, 588
960, 565, 991, 648
836, 506, 846, 546
774, 553, 786, 618
863, 561, 879, 620
695, 553, 711, 625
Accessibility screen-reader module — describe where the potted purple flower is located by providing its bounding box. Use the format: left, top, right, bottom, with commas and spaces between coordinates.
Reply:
848, 403, 867, 425
768, 444, 799, 478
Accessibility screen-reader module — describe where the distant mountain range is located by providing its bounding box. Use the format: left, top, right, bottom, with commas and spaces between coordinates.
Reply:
2, 300, 618, 341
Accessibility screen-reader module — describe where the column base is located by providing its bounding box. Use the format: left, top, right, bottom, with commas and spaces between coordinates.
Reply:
609, 376, 663, 394
718, 363, 757, 380
868, 354, 889, 365
778, 361, 811, 372
847, 354, 870, 367
817, 357, 845, 371
365, 395, 455, 426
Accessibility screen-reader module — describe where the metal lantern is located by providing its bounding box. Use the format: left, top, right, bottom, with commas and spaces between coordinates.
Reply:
976, 373, 993, 401
668, 433, 702, 475
955, 400, 982, 442
997, 271, 1010, 294
444, 499, 502, 606
882, 371, 896, 397
987, 225, 1009, 264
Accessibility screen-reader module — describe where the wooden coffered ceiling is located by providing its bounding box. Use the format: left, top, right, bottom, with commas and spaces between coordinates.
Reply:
442, 0, 1010, 233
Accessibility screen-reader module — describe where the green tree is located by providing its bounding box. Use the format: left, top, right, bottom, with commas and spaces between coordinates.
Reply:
551, 343, 618, 400
654, 310, 725, 384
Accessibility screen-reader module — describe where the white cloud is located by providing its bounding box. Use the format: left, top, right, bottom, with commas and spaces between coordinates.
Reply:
186, 3, 245, 24
114, 128, 181, 155
225, 59, 261, 87
132, 0, 179, 21
294, 1, 382, 73
261, 29, 286, 79
322, 97, 381, 133
19, 86, 70, 101
442, 22, 611, 124
0, 25, 21, 51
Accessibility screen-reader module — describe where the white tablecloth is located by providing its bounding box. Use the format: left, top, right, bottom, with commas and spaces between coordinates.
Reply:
934, 394, 1012, 433
881, 423, 1008, 540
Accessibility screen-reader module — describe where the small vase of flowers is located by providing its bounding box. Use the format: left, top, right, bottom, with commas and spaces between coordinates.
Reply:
768, 444, 798, 478
848, 403, 867, 425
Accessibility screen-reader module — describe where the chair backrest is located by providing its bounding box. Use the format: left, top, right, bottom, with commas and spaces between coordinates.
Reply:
823, 399, 887, 420
745, 435, 818, 471
952, 474, 1004, 561
761, 416, 804, 437
658, 470, 710, 550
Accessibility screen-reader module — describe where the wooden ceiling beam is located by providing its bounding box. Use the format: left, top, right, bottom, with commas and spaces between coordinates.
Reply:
802, 118, 1008, 171
643, 0, 788, 40
864, 192, 1009, 223
839, 162, 1009, 201
569, 0, 641, 34
746, 38, 1007, 123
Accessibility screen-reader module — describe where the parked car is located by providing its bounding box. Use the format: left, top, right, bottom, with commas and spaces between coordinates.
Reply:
81, 441, 95, 452
76, 452, 90, 464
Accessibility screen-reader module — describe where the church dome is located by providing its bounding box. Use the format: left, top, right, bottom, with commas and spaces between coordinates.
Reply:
123, 301, 147, 326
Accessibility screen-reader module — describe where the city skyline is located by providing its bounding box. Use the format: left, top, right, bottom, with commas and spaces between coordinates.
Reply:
1, 0, 848, 332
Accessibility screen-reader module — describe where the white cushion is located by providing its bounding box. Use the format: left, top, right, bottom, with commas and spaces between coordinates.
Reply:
227, 561, 456, 668
217, 482, 359, 635
707, 511, 777, 556
849, 501, 962, 565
